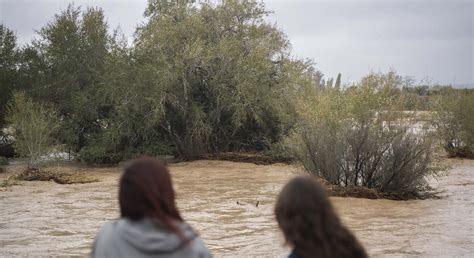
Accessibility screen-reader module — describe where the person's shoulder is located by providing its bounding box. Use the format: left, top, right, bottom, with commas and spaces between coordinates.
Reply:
96, 220, 120, 240
179, 222, 212, 258
189, 236, 212, 258
100, 219, 118, 230
92, 220, 120, 257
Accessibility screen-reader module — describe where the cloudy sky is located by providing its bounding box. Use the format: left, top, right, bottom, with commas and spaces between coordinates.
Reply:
1, 0, 473, 86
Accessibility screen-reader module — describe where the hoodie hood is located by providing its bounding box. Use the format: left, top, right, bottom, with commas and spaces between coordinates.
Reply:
115, 218, 197, 254
92, 218, 212, 258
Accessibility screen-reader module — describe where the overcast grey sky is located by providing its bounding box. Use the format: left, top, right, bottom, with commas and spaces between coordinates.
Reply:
1, 0, 473, 86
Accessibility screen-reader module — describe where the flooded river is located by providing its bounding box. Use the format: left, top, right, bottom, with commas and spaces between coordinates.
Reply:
0, 159, 473, 257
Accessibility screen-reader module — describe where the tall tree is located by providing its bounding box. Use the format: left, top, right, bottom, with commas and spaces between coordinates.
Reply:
129, 0, 318, 157
30, 5, 112, 153
0, 24, 20, 127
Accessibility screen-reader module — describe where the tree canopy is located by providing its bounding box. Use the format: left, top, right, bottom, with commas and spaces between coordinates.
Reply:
0, 1, 320, 163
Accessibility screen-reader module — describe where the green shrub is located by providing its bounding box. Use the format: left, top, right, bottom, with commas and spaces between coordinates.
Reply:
6, 92, 61, 169
286, 73, 443, 195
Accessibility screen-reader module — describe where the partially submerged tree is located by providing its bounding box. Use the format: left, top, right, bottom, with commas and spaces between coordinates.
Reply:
286, 72, 443, 196
6, 92, 60, 169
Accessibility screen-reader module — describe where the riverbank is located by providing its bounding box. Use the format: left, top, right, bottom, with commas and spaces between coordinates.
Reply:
188, 152, 293, 165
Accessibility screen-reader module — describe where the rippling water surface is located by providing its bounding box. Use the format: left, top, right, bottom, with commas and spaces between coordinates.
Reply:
0, 159, 473, 257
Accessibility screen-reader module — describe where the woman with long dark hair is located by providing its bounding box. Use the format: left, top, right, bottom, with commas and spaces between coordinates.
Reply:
92, 157, 211, 258
275, 176, 367, 258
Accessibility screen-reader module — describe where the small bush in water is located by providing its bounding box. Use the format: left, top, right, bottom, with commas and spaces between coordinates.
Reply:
286, 72, 443, 196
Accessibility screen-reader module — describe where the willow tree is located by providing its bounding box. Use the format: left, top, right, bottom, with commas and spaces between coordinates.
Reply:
126, 0, 318, 158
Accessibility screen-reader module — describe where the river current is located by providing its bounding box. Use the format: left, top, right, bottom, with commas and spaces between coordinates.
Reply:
0, 159, 472, 257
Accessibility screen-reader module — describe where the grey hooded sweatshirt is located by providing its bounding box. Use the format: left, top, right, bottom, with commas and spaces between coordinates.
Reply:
92, 218, 212, 258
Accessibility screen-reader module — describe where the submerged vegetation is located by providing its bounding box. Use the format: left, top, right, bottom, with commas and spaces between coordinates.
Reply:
0, 1, 471, 197
0, 175, 19, 189
15, 168, 98, 184
0, 168, 98, 187
285, 72, 445, 196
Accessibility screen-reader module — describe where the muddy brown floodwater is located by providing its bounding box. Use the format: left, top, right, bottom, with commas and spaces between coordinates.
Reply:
0, 159, 473, 257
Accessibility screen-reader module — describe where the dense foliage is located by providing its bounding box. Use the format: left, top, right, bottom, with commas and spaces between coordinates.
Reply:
99, 0, 318, 160
0, 1, 319, 163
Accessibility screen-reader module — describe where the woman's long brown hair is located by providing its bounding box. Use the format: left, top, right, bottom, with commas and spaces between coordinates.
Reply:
119, 157, 184, 236
275, 176, 368, 258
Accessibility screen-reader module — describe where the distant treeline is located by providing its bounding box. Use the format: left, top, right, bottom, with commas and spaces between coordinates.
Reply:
0, 0, 472, 166
399, 85, 474, 111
